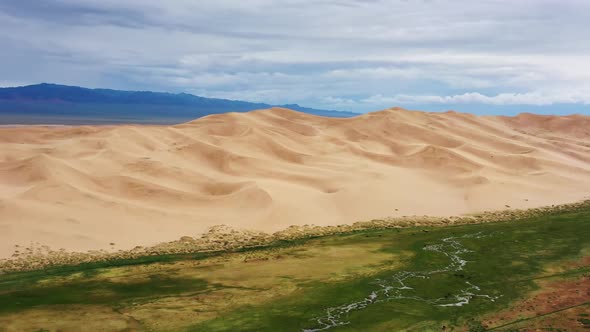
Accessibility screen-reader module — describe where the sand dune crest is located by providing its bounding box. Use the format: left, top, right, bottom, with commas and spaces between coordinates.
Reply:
1, 107, 590, 257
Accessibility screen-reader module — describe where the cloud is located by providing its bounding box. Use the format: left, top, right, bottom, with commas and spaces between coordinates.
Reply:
362, 90, 590, 107
0, 80, 28, 88
1, 0, 590, 113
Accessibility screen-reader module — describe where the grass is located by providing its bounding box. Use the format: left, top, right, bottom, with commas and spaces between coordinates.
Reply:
189, 208, 590, 331
1, 206, 589, 331
0, 275, 210, 313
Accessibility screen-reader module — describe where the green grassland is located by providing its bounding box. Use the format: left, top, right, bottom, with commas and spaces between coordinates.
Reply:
1, 206, 589, 331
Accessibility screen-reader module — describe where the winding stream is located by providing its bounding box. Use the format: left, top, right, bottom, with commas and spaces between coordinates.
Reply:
303, 232, 500, 332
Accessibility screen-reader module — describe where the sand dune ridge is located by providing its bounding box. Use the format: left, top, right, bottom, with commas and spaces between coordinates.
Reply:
1, 107, 590, 257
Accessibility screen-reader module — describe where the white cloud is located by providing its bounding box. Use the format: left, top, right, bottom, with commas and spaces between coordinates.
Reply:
1, 1, 590, 112
362, 90, 590, 107
0, 81, 29, 88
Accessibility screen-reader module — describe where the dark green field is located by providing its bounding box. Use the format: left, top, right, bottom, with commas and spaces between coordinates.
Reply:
1, 207, 589, 331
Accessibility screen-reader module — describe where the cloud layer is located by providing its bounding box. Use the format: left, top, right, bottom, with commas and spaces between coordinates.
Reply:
1, 0, 590, 113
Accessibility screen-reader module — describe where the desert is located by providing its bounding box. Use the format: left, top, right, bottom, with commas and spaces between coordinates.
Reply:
1, 107, 590, 259
3, 1, 590, 330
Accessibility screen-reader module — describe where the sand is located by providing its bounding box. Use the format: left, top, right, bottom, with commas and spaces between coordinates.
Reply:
1, 107, 590, 258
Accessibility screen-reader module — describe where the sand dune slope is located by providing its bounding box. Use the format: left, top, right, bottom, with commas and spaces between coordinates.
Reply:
1, 107, 590, 257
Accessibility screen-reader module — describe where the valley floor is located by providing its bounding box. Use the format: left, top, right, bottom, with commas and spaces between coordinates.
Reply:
0, 204, 589, 331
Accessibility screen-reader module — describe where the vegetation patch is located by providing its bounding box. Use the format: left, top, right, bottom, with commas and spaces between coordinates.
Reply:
0, 202, 589, 331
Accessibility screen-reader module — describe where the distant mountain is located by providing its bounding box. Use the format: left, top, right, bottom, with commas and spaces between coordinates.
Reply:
0, 83, 357, 124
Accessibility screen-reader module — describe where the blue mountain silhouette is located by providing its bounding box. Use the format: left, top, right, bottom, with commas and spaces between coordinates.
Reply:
0, 83, 356, 124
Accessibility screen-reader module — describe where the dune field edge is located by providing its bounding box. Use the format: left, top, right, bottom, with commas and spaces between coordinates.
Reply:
1, 190, 589, 273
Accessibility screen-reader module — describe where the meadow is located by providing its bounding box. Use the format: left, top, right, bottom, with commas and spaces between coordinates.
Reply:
1, 206, 589, 331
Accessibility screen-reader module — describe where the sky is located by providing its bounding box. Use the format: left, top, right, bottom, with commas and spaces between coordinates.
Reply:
1, 0, 590, 115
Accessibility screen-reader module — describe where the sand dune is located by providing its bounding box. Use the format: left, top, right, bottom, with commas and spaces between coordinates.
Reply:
1, 107, 590, 257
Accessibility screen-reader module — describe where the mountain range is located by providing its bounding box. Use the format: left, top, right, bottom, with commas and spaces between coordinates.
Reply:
0, 83, 357, 124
